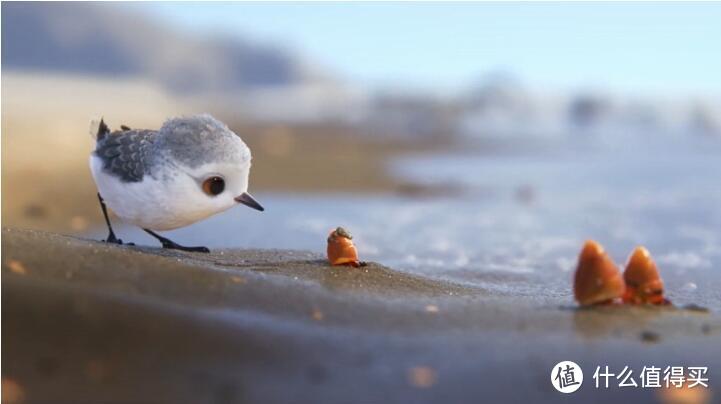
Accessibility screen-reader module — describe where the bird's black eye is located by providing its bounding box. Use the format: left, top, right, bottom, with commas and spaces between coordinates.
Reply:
202, 176, 225, 196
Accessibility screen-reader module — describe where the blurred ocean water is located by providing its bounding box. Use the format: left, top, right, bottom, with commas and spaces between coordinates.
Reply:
100, 136, 721, 308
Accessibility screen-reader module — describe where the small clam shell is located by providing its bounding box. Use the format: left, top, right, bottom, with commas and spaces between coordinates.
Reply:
623, 246, 667, 305
327, 227, 359, 266
573, 240, 625, 306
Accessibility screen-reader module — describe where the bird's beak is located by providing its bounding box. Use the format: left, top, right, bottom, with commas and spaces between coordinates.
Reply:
234, 192, 264, 211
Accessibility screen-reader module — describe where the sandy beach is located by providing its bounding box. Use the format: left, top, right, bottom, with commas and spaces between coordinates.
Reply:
3, 227, 720, 403
4, 4, 721, 403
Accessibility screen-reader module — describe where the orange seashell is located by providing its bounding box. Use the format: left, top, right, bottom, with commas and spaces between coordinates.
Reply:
573, 240, 625, 306
327, 227, 362, 267
623, 246, 669, 305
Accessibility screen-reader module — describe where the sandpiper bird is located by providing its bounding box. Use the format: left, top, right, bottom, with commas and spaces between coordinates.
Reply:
89, 114, 264, 253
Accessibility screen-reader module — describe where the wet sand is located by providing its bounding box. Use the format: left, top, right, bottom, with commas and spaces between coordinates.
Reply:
3, 227, 720, 404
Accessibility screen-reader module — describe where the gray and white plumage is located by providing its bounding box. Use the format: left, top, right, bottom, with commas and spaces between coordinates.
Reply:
90, 114, 260, 231
95, 127, 156, 182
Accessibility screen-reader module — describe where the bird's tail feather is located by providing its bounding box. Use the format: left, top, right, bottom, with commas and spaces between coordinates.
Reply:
89, 117, 110, 141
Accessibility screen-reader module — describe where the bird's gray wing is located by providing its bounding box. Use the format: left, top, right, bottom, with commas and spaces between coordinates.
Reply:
94, 130, 157, 182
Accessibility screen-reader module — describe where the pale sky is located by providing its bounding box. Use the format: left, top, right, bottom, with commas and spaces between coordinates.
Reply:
135, 2, 721, 97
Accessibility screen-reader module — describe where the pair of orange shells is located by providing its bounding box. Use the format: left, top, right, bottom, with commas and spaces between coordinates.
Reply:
573, 240, 668, 306
327, 227, 363, 267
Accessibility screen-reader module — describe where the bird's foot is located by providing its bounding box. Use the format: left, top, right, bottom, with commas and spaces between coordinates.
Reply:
143, 228, 210, 253
160, 240, 210, 253
103, 233, 134, 246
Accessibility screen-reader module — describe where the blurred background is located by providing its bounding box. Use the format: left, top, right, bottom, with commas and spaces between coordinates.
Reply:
3, 2, 721, 305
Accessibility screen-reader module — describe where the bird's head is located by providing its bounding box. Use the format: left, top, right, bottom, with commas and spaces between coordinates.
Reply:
156, 114, 264, 222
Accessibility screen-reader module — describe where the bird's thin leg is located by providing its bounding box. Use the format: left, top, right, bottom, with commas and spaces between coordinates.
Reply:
143, 229, 210, 253
97, 193, 133, 245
